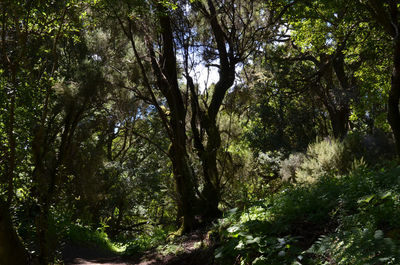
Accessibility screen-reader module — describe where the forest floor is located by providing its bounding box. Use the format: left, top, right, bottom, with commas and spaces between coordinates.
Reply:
63, 231, 215, 265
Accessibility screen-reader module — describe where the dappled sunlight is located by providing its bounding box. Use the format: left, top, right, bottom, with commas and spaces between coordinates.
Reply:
1, 0, 399, 264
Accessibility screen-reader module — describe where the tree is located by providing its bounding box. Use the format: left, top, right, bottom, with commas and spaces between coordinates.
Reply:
0, 0, 96, 263
362, 0, 400, 157
99, 0, 290, 231
97, 0, 200, 232
279, 0, 376, 139
185, 0, 291, 222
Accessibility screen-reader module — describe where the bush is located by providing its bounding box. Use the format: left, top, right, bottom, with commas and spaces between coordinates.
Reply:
280, 137, 368, 185
67, 224, 123, 252
345, 130, 396, 165
226, 150, 285, 204
215, 164, 400, 265
308, 227, 400, 264
123, 226, 168, 256
279, 152, 305, 183
296, 138, 349, 184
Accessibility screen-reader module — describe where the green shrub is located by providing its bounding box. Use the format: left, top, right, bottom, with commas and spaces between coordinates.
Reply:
67, 224, 124, 253
345, 130, 396, 165
124, 226, 168, 256
279, 152, 305, 182
282, 137, 367, 185
296, 138, 348, 184
308, 227, 400, 264
215, 164, 400, 265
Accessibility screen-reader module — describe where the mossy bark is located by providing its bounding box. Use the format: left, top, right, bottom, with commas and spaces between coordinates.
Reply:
169, 141, 199, 233
157, 9, 200, 233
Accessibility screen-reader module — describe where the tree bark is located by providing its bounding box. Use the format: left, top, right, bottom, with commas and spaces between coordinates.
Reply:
326, 106, 350, 139
159, 11, 200, 232
169, 141, 199, 232
200, 133, 223, 221
389, 38, 400, 156
147, 6, 200, 233
190, 0, 236, 221
0, 200, 30, 265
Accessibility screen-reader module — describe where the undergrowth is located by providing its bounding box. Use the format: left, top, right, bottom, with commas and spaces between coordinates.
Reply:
214, 163, 400, 264
67, 224, 125, 253
123, 226, 169, 256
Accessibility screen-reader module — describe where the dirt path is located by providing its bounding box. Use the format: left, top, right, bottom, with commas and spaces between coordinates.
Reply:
63, 231, 215, 265
63, 243, 130, 265
66, 257, 130, 265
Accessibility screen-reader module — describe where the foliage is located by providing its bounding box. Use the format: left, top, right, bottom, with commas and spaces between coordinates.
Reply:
214, 164, 400, 264
242, 89, 321, 153
279, 153, 305, 183
221, 148, 285, 206
295, 138, 348, 184
1, 0, 400, 264
67, 224, 124, 253
124, 226, 169, 256
344, 130, 396, 164
281, 134, 395, 185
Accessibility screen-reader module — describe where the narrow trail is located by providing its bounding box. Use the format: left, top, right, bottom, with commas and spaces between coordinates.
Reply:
66, 257, 130, 265
63, 232, 215, 265
63, 244, 129, 265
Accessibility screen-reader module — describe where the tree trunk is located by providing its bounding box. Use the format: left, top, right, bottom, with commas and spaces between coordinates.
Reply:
198, 122, 222, 221
32, 105, 83, 263
37, 204, 50, 265
389, 38, 400, 157
32, 163, 56, 265
364, 0, 400, 158
327, 106, 349, 139
187, 0, 236, 223
169, 141, 199, 233
157, 8, 200, 233
0, 200, 30, 265
32, 131, 55, 265
0, 72, 30, 264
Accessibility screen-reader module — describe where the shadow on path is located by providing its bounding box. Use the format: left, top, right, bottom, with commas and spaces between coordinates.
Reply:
67, 257, 131, 265
63, 231, 215, 265
63, 244, 132, 265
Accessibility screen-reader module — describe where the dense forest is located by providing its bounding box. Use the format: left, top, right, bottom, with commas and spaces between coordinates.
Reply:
1, 0, 400, 264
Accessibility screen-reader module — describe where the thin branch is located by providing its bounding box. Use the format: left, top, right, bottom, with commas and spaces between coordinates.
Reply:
131, 130, 169, 157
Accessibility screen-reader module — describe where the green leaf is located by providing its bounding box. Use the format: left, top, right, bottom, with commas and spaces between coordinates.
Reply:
357, 194, 375, 204
252, 256, 268, 265
246, 237, 261, 244
380, 191, 392, 200
227, 225, 241, 233
374, 230, 384, 239
235, 241, 245, 250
